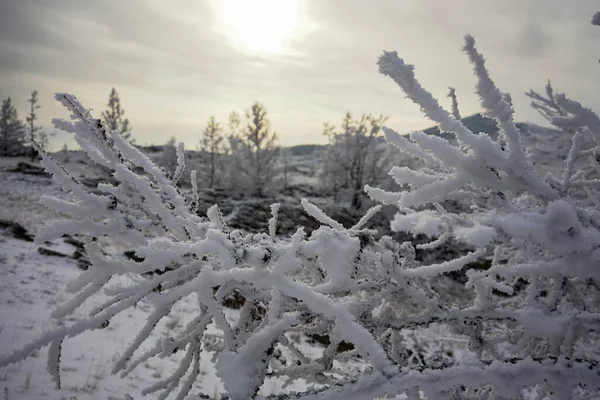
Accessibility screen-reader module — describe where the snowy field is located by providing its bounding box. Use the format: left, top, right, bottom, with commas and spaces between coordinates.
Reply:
0, 155, 465, 400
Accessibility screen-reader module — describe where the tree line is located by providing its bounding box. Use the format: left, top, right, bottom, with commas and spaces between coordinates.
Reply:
165, 104, 397, 209
160, 101, 281, 198
0, 87, 131, 160
3, 86, 399, 210
0, 90, 50, 159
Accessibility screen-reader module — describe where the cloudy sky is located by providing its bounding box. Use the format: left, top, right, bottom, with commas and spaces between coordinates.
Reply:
0, 0, 598, 150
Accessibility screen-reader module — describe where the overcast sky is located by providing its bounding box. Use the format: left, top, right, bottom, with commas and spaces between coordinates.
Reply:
0, 0, 598, 150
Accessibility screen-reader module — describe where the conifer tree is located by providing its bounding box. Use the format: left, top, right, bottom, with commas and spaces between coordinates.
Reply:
238, 102, 279, 197
26, 90, 52, 156
26, 90, 41, 160
199, 116, 225, 188
62, 142, 69, 162
0, 97, 26, 156
101, 88, 132, 142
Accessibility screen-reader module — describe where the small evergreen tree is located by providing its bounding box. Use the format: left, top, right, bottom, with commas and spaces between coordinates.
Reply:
62, 142, 69, 163
0, 97, 26, 156
101, 88, 132, 142
26, 90, 41, 160
199, 116, 225, 188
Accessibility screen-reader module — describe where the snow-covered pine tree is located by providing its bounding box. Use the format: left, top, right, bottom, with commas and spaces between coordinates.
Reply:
199, 115, 226, 188
525, 81, 600, 209
101, 87, 133, 142
1, 35, 600, 400
0, 97, 26, 157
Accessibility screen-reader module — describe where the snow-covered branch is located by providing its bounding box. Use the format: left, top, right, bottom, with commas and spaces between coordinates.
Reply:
1, 34, 600, 400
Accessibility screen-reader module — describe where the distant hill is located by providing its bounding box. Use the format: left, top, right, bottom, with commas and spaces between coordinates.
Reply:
289, 144, 323, 156
422, 112, 529, 141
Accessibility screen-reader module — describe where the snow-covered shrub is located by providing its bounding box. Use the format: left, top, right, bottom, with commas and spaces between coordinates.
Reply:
1, 35, 600, 400
159, 135, 182, 180
524, 81, 600, 209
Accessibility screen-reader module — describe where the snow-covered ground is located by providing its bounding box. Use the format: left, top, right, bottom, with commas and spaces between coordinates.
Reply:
0, 123, 572, 399
0, 156, 450, 399
0, 158, 369, 399
0, 162, 211, 399
0, 224, 464, 399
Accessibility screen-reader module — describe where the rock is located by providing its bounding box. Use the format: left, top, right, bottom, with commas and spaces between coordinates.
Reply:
63, 234, 85, 251
7, 162, 50, 177
72, 249, 91, 270
123, 250, 144, 263
38, 247, 69, 258
36, 235, 92, 270
0, 219, 34, 242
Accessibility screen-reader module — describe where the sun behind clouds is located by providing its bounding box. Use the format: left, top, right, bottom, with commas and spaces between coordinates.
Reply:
218, 0, 301, 53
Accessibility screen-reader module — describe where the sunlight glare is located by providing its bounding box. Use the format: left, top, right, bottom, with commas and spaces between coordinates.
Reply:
219, 0, 300, 53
